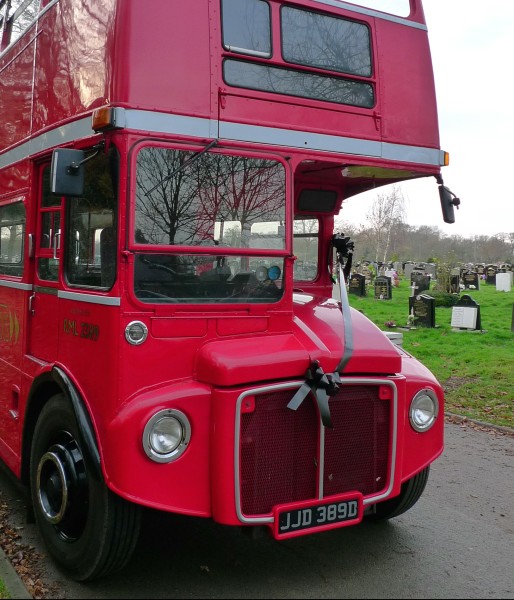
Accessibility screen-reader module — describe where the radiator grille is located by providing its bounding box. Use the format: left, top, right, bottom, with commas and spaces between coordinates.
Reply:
239, 384, 391, 517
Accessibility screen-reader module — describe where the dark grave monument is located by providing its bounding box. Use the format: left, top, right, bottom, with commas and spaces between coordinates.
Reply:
409, 294, 435, 328
374, 275, 392, 300
462, 270, 479, 290
450, 268, 461, 294
349, 273, 366, 296
404, 262, 415, 280
411, 270, 430, 294
451, 294, 481, 330
485, 265, 497, 285
360, 265, 372, 283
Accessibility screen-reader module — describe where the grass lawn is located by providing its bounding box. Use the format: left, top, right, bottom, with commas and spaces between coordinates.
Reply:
346, 276, 514, 429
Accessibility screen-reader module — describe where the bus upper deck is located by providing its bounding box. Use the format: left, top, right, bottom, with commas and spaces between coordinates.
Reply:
1, 0, 445, 198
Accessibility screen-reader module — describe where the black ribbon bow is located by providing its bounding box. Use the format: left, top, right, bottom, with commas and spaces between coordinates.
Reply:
287, 361, 341, 428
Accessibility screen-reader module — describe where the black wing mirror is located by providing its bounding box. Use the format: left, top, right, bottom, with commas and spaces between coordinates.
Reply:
438, 182, 461, 224
50, 148, 86, 196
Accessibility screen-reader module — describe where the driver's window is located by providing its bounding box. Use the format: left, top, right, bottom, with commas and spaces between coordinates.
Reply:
65, 149, 118, 289
293, 218, 319, 281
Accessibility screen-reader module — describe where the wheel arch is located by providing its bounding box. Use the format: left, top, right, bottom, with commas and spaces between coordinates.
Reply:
21, 366, 101, 486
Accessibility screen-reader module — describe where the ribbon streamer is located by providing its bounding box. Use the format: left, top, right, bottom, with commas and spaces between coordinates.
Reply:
287, 234, 355, 428
287, 361, 341, 428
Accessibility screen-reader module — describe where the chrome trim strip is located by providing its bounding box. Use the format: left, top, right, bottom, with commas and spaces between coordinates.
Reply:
235, 378, 398, 525
0, 109, 442, 171
58, 291, 121, 306
122, 109, 219, 141
34, 285, 58, 295
318, 420, 326, 500
0, 118, 93, 170
220, 120, 442, 166
362, 379, 398, 506
26, 355, 49, 367
221, 119, 380, 157
235, 382, 304, 525
126, 109, 442, 166
310, 0, 427, 30
0, 279, 32, 291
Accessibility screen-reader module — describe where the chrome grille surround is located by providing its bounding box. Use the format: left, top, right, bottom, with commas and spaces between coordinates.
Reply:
235, 378, 398, 525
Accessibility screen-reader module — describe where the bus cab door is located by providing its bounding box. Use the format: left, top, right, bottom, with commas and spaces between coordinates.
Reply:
26, 164, 61, 363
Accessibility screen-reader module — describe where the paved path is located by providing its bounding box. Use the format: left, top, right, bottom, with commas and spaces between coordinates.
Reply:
1, 418, 513, 599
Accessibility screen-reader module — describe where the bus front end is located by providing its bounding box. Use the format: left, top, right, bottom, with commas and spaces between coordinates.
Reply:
96, 139, 444, 540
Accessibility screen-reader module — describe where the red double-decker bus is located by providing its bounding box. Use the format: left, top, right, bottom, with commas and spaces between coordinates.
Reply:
0, 0, 458, 581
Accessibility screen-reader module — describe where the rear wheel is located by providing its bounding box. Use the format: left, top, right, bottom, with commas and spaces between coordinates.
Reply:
29, 393, 141, 581
366, 466, 430, 521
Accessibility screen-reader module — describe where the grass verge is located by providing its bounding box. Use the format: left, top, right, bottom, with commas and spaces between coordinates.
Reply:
347, 277, 514, 429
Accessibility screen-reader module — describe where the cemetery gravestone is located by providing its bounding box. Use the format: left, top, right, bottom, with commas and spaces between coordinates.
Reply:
450, 267, 461, 294
404, 263, 415, 280
425, 263, 437, 279
360, 265, 372, 283
463, 270, 479, 290
374, 275, 392, 300
451, 294, 482, 330
408, 294, 435, 328
349, 273, 366, 296
496, 272, 512, 292
485, 265, 497, 285
411, 271, 430, 294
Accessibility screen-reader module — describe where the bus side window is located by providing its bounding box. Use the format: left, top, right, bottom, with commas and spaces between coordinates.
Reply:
65, 148, 118, 289
0, 202, 25, 277
37, 167, 61, 282
99, 227, 116, 288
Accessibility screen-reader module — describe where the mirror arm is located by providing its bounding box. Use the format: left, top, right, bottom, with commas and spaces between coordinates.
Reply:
435, 174, 461, 209
68, 142, 104, 174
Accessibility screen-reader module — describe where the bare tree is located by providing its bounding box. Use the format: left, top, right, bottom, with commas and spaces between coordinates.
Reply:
135, 148, 285, 248
1, 0, 39, 45
364, 185, 405, 264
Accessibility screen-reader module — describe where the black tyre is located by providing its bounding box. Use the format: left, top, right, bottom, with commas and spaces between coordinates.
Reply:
366, 466, 430, 521
29, 393, 141, 581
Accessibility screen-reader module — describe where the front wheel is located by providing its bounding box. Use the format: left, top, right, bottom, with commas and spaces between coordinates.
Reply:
366, 466, 430, 521
29, 394, 141, 581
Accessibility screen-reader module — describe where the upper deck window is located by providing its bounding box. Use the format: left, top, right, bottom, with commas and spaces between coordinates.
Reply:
221, 0, 375, 109
224, 60, 374, 108
0, 0, 40, 50
221, 0, 271, 58
281, 7, 371, 77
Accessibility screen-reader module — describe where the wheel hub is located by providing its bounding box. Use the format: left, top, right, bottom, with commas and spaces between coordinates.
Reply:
36, 441, 86, 528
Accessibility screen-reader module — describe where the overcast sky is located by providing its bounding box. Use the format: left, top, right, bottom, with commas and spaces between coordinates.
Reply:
339, 0, 514, 238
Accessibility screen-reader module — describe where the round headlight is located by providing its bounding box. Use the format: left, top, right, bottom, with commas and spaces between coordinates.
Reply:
409, 389, 438, 432
143, 409, 191, 463
125, 321, 148, 345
